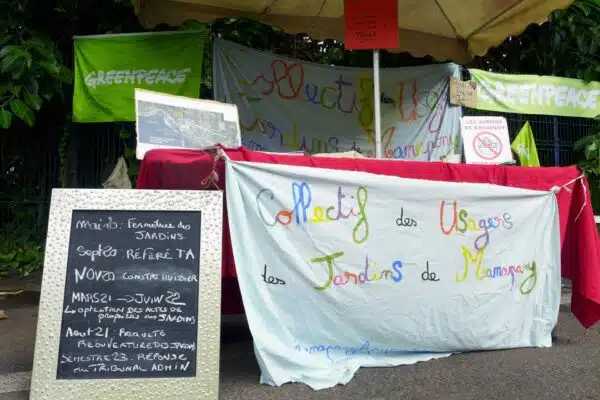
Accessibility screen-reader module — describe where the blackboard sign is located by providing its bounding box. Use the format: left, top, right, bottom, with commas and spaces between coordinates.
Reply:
57, 210, 201, 380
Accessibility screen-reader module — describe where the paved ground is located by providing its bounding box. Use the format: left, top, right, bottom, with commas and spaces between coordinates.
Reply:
1, 288, 599, 400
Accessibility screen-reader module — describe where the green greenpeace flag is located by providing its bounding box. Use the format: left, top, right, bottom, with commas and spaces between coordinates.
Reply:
73, 30, 208, 122
511, 122, 540, 167
470, 69, 600, 119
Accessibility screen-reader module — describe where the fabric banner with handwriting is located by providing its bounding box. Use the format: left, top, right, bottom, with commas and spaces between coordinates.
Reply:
73, 30, 208, 123
469, 69, 600, 119
213, 39, 462, 160
225, 159, 561, 390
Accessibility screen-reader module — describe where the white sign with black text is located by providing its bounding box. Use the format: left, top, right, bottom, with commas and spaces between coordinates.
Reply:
460, 116, 513, 164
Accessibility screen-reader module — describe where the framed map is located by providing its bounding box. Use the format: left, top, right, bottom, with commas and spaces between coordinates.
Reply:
135, 89, 241, 159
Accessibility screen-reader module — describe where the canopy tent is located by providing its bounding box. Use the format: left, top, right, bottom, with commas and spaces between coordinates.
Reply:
133, 0, 574, 158
133, 0, 573, 63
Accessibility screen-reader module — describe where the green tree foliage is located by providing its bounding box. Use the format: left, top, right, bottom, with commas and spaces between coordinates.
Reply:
1, 5, 69, 128
474, 0, 600, 81
0, 0, 142, 129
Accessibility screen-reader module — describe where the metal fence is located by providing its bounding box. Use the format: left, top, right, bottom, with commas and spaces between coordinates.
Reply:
462, 109, 595, 166
0, 122, 126, 239
1, 127, 61, 240
0, 110, 595, 240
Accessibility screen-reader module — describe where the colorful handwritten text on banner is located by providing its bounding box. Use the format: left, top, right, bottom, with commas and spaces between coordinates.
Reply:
469, 69, 600, 119
225, 160, 561, 390
213, 39, 463, 160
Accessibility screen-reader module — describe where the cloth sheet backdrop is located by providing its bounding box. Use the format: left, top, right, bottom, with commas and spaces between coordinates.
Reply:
73, 30, 208, 123
136, 147, 600, 328
469, 69, 600, 119
213, 39, 462, 160
224, 158, 561, 389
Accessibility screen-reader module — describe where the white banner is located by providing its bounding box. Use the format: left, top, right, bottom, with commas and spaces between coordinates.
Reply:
214, 39, 463, 160
225, 160, 561, 390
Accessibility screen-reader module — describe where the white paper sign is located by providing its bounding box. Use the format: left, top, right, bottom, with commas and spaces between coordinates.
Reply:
225, 160, 561, 390
461, 116, 513, 164
214, 39, 463, 160
135, 89, 242, 159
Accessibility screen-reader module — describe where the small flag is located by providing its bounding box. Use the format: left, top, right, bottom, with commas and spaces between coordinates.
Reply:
511, 122, 540, 167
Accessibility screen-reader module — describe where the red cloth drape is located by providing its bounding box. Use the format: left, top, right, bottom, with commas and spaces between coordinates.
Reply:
137, 147, 600, 328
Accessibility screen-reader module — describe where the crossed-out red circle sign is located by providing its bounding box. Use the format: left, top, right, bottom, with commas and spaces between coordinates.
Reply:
472, 131, 503, 160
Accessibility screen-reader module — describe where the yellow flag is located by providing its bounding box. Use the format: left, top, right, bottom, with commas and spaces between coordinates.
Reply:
511, 122, 540, 167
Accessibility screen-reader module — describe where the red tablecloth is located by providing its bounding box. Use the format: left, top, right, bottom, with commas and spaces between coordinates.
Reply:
138, 147, 600, 328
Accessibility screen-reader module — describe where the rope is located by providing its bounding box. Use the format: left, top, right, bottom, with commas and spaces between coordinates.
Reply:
200, 147, 230, 191
550, 174, 587, 222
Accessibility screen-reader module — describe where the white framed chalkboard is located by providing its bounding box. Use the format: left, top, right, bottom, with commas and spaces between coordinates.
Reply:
30, 189, 223, 400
